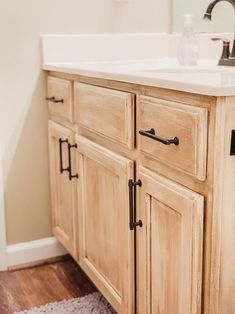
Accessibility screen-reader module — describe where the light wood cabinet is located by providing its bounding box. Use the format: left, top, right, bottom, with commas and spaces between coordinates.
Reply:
137, 166, 203, 314
48, 120, 78, 258
46, 74, 235, 314
75, 135, 134, 313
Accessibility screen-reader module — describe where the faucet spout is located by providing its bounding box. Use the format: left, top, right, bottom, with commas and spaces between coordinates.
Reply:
204, 0, 235, 20
204, 0, 235, 60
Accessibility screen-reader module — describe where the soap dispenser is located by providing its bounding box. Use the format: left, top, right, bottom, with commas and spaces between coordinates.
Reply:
177, 14, 199, 66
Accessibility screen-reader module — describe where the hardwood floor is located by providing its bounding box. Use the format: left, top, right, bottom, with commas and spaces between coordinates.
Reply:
0, 256, 97, 314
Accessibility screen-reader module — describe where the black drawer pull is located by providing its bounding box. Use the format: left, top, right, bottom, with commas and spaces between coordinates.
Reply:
128, 179, 142, 231
46, 96, 64, 104
68, 143, 79, 180
59, 138, 69, 174
139, 128, 179, 146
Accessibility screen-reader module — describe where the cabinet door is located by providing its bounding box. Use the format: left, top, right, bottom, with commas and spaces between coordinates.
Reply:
48, 121, 77, 257
76, 135, 134, 313
137, 166, 203, 314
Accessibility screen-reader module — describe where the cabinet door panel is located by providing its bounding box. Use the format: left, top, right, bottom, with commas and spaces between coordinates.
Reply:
137, 166, 203, 314
48, 121, 77, 257
76, 135, 134, 313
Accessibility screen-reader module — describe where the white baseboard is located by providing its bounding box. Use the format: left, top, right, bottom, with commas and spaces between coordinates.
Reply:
7, 237, 67, 269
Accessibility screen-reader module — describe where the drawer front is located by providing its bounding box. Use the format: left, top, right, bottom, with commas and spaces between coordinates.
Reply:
47, 77, 73, 122
74, 82, 135, 149
139, 96, 208, 180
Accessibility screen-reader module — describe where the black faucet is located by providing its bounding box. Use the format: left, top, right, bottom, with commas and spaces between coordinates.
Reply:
204, 0, 235, 65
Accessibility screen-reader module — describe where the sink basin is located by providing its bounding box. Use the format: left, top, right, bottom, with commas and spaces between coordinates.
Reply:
134, 66, 235, 76
59, 58, 235, 77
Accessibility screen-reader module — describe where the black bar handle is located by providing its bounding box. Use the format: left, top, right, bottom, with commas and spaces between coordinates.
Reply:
128, 180, 134, 230
46, 96, 64, 104
59, 138, 69, 174
139, 128, 179, 146
68, 143, 79, 180
128, 179, 142, 231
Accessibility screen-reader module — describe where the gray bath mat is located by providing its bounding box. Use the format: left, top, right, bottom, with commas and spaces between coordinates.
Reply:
15, 292, 116, 314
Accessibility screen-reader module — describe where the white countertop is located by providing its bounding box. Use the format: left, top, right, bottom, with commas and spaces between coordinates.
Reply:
43, 58, 235, 96
42, 33, 235, 96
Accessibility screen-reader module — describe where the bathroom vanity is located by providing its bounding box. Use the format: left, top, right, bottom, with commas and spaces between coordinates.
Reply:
43, 34, 235, 314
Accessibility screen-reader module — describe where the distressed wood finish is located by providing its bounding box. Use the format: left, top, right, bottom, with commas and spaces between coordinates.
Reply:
139, 96, 208, 180
75, 135, 134, 313
206, 96, 235, 314
137, 166, 204, 314
48, 71, 216, 107
46, 71, 235, 314
47, 76, 73, 122
74, 82, 135, 149
48, 121, 77, 258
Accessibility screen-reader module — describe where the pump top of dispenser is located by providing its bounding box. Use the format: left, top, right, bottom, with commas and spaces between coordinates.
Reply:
183, 14, 193, 25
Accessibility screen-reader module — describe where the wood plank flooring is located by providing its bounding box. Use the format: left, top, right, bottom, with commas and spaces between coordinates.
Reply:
0, 257, 97, 314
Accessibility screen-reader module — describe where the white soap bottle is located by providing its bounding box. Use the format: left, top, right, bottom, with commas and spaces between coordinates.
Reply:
177, 14, 199, 66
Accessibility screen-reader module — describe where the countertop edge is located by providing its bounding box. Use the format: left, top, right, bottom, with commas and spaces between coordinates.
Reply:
43, 63, 235, 97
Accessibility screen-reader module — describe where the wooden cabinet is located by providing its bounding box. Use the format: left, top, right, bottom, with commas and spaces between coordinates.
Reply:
47, 74, 235, 314
136, 166, 204, 314
48, 120, 78, 258
47, 77, 206, 313
75, 135, 134, 313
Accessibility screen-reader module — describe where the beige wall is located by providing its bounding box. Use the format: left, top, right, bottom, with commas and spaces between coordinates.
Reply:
111, 0, 171, 32
0, 0, 171, 245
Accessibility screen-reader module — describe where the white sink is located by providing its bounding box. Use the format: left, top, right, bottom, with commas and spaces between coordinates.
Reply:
133, 64, 235, 76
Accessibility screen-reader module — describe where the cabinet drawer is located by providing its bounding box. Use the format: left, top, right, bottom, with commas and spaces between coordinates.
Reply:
47, 77, 73, 122
139, 96, 208, 180
74, 82, 135, 149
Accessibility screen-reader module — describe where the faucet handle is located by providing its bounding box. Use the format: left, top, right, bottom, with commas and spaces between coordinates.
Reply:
211, 37, 230, 60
